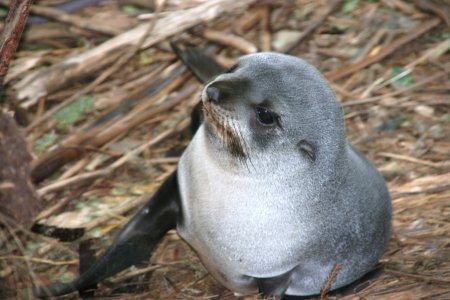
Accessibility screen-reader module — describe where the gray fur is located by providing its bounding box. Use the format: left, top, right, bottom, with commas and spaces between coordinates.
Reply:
177, 53, 391, 296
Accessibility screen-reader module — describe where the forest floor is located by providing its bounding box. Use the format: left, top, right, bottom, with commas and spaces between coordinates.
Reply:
0, 0, 449, 299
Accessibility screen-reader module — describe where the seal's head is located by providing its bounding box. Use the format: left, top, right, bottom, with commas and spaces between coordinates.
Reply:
202, 53, 346, 170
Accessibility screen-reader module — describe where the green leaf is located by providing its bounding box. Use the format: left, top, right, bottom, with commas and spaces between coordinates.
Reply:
74, 201, 87, 212
88, 210, 103, 220
391, 66, 414, 89
121, 5, 147, 14
88, 197, 102, 208
342, 0, 359, 14
113, 186, 130, 195
54, 95, 94, 129
139, 52, 154, 65
377, 114, 411, 131
58, 272, 75, 283
25, 241, 45, 255
0, 7, 7, 17
26, 44, 55, 51
88, 227, 103, 238
440, 113, 450, 122
34, 133, 58, 153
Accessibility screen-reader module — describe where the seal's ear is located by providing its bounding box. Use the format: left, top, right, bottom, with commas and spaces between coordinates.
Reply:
206, 79, 250, 103
297, 140, 316, 162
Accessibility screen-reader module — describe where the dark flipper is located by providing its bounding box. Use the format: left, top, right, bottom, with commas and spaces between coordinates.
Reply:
170, 42, 226, 134
170, 42, 225, 84
328, 263, 384, 296
33, 171, 181, 298
256, 270, 294, 296
281, 265, 385, 299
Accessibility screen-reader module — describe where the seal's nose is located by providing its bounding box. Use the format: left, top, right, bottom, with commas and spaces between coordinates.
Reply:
206, 86, 220, 103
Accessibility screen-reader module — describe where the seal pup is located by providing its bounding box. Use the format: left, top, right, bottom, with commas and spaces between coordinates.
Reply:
33, 52, 391, 297
176, 53, 391, 295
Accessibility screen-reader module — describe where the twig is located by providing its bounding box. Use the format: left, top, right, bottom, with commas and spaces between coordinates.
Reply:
412, 0, 450, 26
30, 3, 120, 35
31, 83, 195, 183
0, 211, 77, 257
147, 157, 180, 164
35, 188, 87, 221
385, 268, 450, 285
359, 39, 450, 98
110, 264, 163, 283
2, 218, 41, 295
202, 29, 257, 54
326, 18, 441, 81
233, 7, 261, 35
355, 28, 388, 62
342, 69, 450, 106
378, 152, 445, 169
283, 0, 343, 54
0, 255, 78, 266
383, 0, 422, 17
0, 0, 33, 88
0, 0, 120, 36
26, 1, 166, 131
260, 5, 271, 52
82, 192, 152, 230
37, 118, 189, 196
320, 263, 342, 300
392, 183, 450, 199
15, 0, 257, 106
27, 0, 105, 24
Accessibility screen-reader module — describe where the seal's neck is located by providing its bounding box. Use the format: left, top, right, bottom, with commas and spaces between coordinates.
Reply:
200, 121, 349, 184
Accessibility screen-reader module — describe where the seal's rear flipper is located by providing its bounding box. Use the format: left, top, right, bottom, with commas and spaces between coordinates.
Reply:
170, 42, 226, 134
170, 42, 225, 84
33, 171, 181, 298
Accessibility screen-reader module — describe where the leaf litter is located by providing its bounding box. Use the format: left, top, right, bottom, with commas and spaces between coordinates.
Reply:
0, 0, 449, 299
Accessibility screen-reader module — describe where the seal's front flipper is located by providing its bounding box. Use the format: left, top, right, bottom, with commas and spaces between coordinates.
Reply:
256, 270, 294, 296
33, 171, 181, 298
329, 264, 384, 296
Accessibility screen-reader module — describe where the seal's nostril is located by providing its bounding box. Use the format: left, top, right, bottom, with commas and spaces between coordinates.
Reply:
206, 86, 220, 103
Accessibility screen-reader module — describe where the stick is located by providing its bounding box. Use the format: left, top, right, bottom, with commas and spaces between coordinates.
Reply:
203, 30, 257, 54
0, 0, 120, 36
14, 0, 257, 106
326, 18, 441, 81
37, 118, 190, 196
0, 0, 34, 88
342, 69, 449, 106
385, 268, 450, 285
412, 0, 450, 26
377, 152, 446, 169
29, 3, 120, 36
320, 263, 342, 300
0, 255, 78, 266
31, 83, 195, 183
283, 0, 343, 54
25, 1, 167, 131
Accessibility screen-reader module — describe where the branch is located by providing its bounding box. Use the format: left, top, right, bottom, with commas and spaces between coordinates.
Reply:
0, 0, 33, 88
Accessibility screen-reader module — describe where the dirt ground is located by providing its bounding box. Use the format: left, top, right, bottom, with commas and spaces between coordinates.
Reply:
0, 0, 449, 299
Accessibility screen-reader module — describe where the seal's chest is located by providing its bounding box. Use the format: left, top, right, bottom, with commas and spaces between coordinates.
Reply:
176, 126, 316, 274
177, 152, 310, 275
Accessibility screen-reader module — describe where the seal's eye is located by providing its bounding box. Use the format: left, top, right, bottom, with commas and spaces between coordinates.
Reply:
256, 106, 277, 126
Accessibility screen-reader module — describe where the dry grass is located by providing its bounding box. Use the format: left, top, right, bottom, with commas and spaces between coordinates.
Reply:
0, 0, 449, 299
